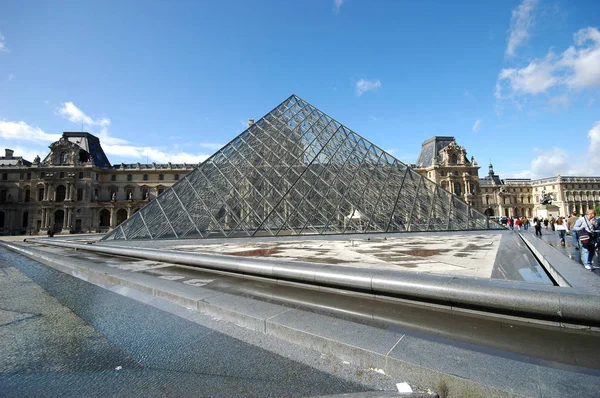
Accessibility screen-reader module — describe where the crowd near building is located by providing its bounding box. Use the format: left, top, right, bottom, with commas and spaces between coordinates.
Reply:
0, 131, 598, 235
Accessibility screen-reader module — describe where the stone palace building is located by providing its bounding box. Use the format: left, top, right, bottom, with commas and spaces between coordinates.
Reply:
412, 136, 600, 220
0, 131, 598, 235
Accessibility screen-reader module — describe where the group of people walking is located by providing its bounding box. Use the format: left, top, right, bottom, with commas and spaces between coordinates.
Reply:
503, 210, 600, 271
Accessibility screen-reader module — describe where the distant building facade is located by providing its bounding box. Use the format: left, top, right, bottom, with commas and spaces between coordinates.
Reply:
0, 132, 195, 235
2, 132, 599, 235
413, 136, 600, 219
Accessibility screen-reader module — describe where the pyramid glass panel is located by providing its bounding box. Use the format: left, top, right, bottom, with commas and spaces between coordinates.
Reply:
103, 95, 499, 241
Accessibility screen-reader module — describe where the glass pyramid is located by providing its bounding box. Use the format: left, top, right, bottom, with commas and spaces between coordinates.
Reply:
103, 95, 499, 241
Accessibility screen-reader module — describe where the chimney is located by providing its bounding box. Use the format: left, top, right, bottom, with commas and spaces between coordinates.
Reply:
5, 149, 14, 158
248, 118, 255, 127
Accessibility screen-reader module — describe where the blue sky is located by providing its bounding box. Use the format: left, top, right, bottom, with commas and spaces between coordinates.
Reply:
0, 0, 599, 179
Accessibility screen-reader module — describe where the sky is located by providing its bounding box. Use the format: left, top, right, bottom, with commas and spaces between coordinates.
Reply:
0, 0, 599, 179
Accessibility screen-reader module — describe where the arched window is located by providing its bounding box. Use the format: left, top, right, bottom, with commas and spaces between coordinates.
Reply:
55, 185, 67, 202
78, 150, 89, 163
454, 182, 462, 196
451, 154, 458, 164
24, 189, 30, 202
60, 151, 69, 164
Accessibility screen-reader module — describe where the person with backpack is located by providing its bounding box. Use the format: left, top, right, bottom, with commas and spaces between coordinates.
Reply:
573, 209, 599, 270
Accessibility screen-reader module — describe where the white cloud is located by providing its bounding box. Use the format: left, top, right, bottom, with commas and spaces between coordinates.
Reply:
505, 0, 537, 57
530, 147, 571, 177
333, 0, 344, 13
508, 121, 600, 179
103, 144, 210, 164
4, 102, 215, 165
587, 121, 600, 154
57, 102, 110, 127
496, 27, 600, 106
560, 27, 600, 88
497, 53, 558, 95
0, 121, 61, 143
0, 33, 8, 52
355, 79, 381, 96
56, 101, 127, 145
472, 119, 482, 132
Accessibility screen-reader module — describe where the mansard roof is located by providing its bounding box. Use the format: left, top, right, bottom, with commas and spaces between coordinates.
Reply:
415, 136, 462, 168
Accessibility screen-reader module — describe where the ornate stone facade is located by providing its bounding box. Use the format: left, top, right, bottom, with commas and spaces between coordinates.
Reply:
413, 136, 600, 219
0, 132, 195, 235
3, 132, 599, 235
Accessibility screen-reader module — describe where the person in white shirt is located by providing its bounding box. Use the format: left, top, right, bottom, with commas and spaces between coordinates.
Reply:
555, 216, 569, 246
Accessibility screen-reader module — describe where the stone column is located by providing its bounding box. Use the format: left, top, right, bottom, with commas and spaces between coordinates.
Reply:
109, 209, 114, 228
41, 208, 46, 229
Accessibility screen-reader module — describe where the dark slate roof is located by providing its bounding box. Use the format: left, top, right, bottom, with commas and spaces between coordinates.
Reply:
415, 136, 456, 168
0, 156, 32, 167
64, 132, 111, 167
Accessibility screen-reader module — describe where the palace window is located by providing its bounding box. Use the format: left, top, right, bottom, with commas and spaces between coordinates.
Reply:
127, 174, 132, 181
0, 190, 7, 203
174, 174, 180, 180
159, 174, 164, 181
77, 188, 84, 201
24, 189, 30, 202
143, 174, 148, 181
111, 174, 116, 182
26, 172, 31, 180
2, 173, 7, 181
60, 151, 69, 164
55, 185, 66, 202
38, 188, 44, 201
79, 172, 84, 179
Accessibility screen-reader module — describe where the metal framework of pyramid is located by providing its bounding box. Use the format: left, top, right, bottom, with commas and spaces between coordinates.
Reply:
103, 95, 498, 241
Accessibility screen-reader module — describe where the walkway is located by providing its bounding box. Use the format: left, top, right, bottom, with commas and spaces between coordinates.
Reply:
518, 226, 600, 275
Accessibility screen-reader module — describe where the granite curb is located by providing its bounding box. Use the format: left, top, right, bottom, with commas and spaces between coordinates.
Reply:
24, 238, 600, 328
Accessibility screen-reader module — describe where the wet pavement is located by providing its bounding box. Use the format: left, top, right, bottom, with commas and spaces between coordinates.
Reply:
0, 247, 397, 398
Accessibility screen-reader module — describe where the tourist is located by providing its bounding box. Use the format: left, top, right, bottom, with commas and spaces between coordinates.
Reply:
555, 216, 568, 246
522, 216, 529, 230
515, 217, 522, 231
534, 218, 542, 237
567, 211, 579, 249
549, 215, 556, 231
573, 209, 599, 270
543, 218, 549, 229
